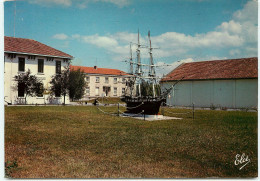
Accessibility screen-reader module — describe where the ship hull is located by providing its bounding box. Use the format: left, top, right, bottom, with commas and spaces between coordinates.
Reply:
122, 97, 165, 115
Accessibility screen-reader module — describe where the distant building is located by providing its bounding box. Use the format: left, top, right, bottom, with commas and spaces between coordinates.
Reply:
70, 65, 130, 99
160, 57, 258, 109
4, 36, 73, 105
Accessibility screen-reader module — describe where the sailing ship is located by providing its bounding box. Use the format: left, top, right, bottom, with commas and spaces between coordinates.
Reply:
121, 30, 173, 115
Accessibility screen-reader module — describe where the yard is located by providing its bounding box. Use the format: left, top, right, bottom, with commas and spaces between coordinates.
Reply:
5, 106, 257, 178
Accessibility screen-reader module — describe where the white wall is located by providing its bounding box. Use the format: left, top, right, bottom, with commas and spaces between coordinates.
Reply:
161, 79, 257, 109
4, 53, 70, 105
82, 74, 128, 99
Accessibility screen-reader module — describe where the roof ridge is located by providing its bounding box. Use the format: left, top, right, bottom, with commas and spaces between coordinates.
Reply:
161, 57, 258, 81
183, 57, 258, 65
5, 36, 36, 42
71, 65, 124, 71
5, 36, 73, 58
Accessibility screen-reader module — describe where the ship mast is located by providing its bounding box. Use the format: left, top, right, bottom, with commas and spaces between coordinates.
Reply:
129, 43, 133, 75
135, 30, 142, 97
148, 31, 156, 97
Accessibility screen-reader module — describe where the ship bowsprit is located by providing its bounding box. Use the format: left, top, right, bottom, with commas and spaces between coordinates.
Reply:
122, 96, 165, 115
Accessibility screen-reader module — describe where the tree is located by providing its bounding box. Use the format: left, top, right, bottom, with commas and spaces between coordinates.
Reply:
14, 69, 44, 104
68, 68, 87, 101
49, 66, 70, 105
49, 66, 87, 104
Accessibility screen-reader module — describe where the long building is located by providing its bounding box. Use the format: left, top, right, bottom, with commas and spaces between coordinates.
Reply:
70, 65, 130, 99
160, 57, 258, 109
4, 36, 73, 105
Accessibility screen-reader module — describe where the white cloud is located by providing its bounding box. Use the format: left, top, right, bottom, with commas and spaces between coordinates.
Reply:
100, 0, 130, 7
217, 20, 242, 34
229, 49, 240, 56
52, 33, 69, 40
81, 34, 118, 48
28, 0, 72, 7
26, 0, 130, 8
156, 58, 194, 77
54, 0, 257, 70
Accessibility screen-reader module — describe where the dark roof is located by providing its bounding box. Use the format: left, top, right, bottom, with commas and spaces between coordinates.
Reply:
4, 36, 73, 58
161, 57, 258, 82
70, 65, 129, 76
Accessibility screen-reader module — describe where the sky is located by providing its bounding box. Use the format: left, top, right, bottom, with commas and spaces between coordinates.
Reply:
4, 0, 258, 76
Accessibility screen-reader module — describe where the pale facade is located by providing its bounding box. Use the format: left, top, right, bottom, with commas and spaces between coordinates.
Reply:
4, 36, 73, 105
71, 65, 129, 99
84, 74, 128, 98
84, 74, 127, 98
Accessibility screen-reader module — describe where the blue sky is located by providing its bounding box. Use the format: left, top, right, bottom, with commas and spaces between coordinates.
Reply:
4, 0, 258, 75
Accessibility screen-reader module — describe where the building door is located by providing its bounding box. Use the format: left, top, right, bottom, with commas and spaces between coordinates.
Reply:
103, 86, 110, 96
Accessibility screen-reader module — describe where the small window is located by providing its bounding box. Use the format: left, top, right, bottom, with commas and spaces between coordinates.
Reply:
55, 87, 61, 97
114, 78, 117, 84
95, 87, 99, 96
86, 87, 90, 96
122, 78, 126, 83
56, 61, 61, 74
114, 87, 117, 96
122, 88, 125, 94
38, 59, 44, 73
105, 77, 109, 83
86, 77, 90, 82
96, 77, 100, 83
18, 58, 25, 72
18, 82, 25, 97
36, 83, 44, 97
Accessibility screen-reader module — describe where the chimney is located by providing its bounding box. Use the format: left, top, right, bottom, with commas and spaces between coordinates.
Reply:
94, 66, 97, 70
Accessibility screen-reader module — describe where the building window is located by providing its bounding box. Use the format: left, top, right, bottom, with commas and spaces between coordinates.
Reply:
38, 59, 44, 73
122, 88, 125, 94
18, 82, 25, 97
96, 77, 100, 83
36, 83, 44, 97
105, 77, 109, 83
86, 76, 90, 82
56, 61, 61, 74
86, 87, 90, 96
95, 87, 99, 96
55, 87, 61, 97
122, 78, 126, 84
18, 57, 25, 72
114, 87, 117, 96
114, 78, 117, 84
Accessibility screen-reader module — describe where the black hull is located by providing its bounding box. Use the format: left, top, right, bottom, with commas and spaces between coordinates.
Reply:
122, 97, 165, 115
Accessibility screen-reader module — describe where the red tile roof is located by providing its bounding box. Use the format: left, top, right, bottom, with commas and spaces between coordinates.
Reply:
4, 36, 73, 58
70, 65, 129, 76
161, 57, 258, 82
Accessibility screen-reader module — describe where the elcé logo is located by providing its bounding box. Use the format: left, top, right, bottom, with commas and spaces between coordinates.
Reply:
234, 153, 250, 170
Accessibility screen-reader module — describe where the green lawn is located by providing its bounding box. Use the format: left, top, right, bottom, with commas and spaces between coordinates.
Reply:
73, 97, 124, 105
5, 106, 257, 178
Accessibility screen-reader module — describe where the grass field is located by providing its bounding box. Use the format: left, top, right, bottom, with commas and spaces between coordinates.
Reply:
73, 97, 124, 105
5, 106, 257, 178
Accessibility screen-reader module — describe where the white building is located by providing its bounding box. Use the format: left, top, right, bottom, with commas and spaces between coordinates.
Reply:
71, 65, 130, 99
4, 36, 73, 105
160, 57, 258, 109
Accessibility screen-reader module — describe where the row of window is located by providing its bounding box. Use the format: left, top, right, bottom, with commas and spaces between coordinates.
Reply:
18, 82, 61, 98
86, 76, 126, 84
86, 87, 125, 96
18, 57, 62, 74
18, 82, 44, 97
